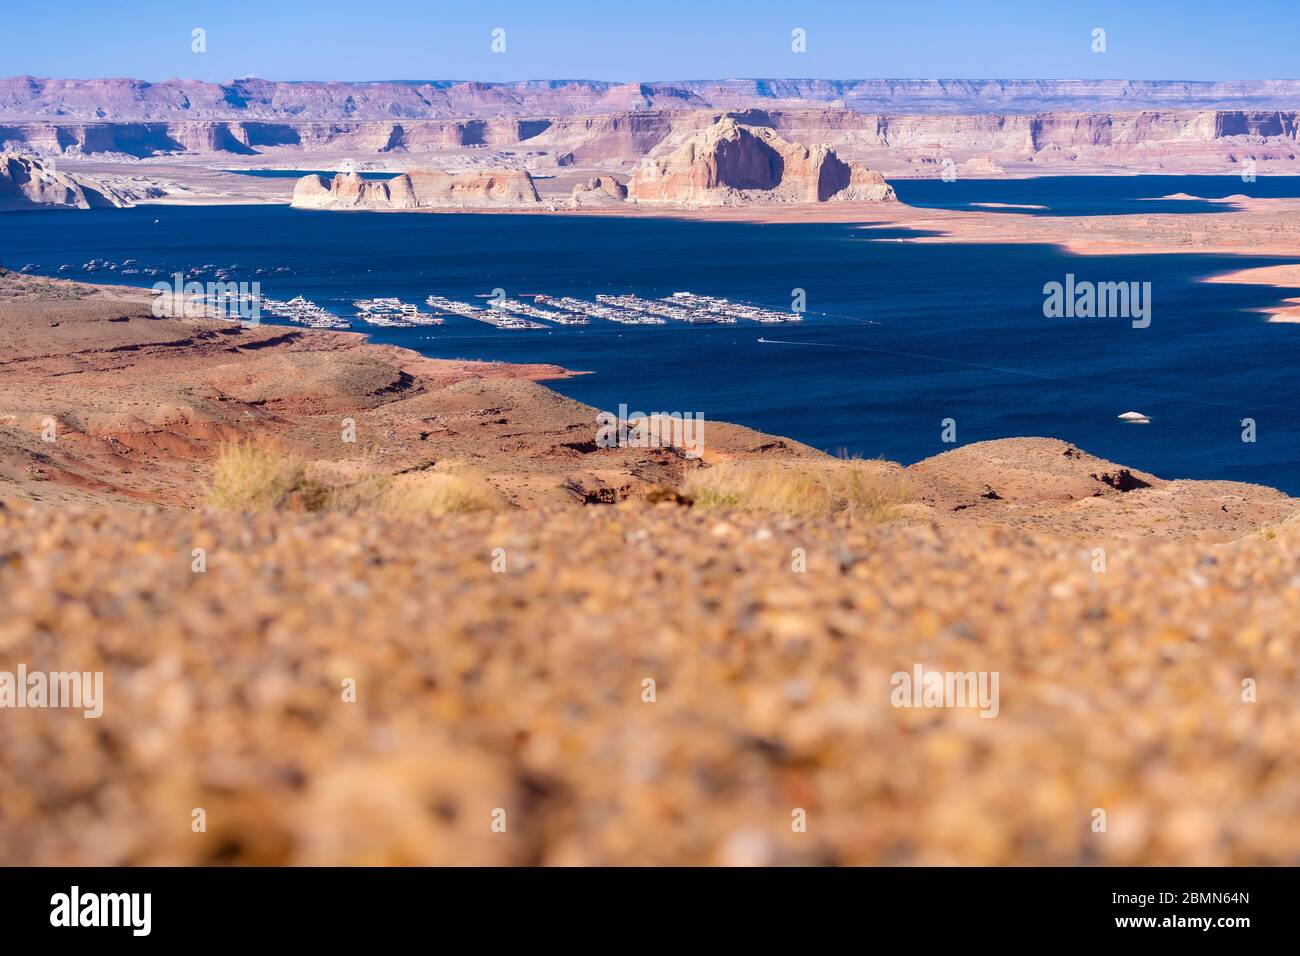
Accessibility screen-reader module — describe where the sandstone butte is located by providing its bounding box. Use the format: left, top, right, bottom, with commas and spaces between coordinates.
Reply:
627, 117, 896, 206
288, 119, 896, 212
569, 174, 628, 207
291, 167, 542, 210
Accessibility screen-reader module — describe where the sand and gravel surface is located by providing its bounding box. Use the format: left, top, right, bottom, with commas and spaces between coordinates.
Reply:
1, 499, 1298, 866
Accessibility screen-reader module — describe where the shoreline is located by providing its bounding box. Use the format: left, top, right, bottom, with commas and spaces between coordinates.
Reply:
19, 193, 1300, 325
2, 268, 1295, 526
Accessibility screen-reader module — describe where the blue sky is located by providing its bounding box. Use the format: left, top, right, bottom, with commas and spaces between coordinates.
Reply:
7, 0, 1299, 82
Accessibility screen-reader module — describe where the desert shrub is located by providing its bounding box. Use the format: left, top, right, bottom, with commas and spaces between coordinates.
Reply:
206, 442, 325, 512
209, 451, 503, 515
682, 457, 909, 521
370, 466, 503, 515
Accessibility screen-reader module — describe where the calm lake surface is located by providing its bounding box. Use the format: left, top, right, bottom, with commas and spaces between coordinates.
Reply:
4, 179, 1299, 492
893, 174, 1300, 216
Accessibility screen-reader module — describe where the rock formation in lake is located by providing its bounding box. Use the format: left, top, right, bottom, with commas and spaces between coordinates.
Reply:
0, 151, 132, 210
627, 117, 895, 206
291, 167, 541, 210
569, 174, 628, 207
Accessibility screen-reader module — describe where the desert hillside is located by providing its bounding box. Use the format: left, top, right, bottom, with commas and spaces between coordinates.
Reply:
2, 272, 1299, 865
2, 272, 1291, 540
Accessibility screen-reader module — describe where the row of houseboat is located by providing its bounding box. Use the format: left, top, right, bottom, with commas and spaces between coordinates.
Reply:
153, 286, 804, 333
354, 298, 444, 327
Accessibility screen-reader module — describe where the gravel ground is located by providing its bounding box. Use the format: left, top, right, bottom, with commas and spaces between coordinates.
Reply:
2, 497, 1297, 865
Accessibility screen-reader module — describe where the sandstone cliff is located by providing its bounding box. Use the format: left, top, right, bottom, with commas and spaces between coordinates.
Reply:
0, 151, 132, 210
8, 76, 1300, 120
627, 118, 894, 206
291, 167, 541, 210
6, 108, 1298, 180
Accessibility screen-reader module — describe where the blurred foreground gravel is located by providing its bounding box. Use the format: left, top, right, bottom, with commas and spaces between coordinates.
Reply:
2, 498, 1298, 866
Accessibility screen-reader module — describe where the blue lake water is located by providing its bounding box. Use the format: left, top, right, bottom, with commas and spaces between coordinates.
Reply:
3, 188, 1299, 492
893, 175, 1300, 216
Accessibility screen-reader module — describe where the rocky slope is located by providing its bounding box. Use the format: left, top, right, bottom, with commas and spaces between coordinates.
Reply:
291, 167, 541, 210
3, 482, 1298, 866
628, 117, 894, 205
0, 151, 135, 210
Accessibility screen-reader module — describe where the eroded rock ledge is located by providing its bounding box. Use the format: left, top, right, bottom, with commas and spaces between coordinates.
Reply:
291, 167, 542, 210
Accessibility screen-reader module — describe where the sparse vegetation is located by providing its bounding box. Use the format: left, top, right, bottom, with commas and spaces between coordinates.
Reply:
327, 460, 504, 515
207, 446, 502, 515
682, 457, 910, 521
0, 270, 86, 302
206, 442, 325, 512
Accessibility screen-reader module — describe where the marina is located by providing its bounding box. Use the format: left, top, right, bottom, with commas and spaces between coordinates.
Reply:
499, 296, 589, 325
607, 293, 731, 323
426, 294, 545, 330
259, 295, 352, 329
665, 291, 801, 324
537, 294, 663, 325
354, 297, 445, 328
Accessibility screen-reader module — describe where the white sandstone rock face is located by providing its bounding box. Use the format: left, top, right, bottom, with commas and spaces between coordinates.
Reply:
0, 152, 132, 211
627, 117, 895, 206
291, 168, 541, 210
569, 175, 628, 207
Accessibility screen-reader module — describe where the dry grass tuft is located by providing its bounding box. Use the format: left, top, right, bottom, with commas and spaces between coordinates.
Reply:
208, 448, 502, 515
683, 457, 910, 521
329, 461, 504, 515
206, 442, 325, 512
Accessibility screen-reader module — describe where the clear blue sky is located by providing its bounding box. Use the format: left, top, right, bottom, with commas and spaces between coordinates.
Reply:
7, 0, 1299, 82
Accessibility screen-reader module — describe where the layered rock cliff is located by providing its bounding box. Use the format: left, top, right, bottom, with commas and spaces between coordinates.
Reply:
5, 108, 1298, 173
291, 167, 541, 210
7, 76, 1300, 120
627, 118, 894, 205
0, 151, 132, 210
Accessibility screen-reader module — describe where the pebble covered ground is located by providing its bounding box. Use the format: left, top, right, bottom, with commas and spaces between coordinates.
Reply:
2, 498, 1297, 865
